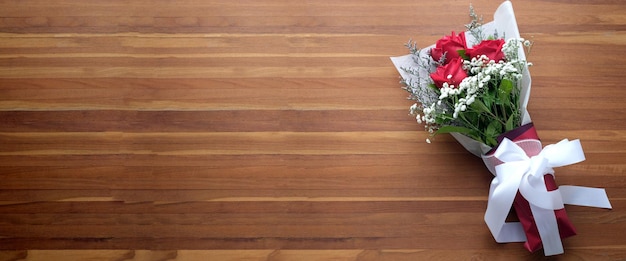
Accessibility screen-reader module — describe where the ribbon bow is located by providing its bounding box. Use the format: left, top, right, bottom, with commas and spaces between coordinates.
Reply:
484, 138, 612, 256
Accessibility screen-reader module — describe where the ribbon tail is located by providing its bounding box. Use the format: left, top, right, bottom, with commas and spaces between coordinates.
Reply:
484, 190, 514, 242
484, 170, 525, 243
495, 222, 526, 243
529, 204, 564, 256
560, 185, 612, 209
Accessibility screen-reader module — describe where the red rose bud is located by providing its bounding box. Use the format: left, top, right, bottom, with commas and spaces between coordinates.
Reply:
430, 57, 467, 88
430, 31, 467, 64
466, 39, 506, 62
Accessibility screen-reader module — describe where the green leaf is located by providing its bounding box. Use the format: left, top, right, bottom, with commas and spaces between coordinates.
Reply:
485, 87, 497, 108
457, 49, 469, 60
485, 120, 503, 147
505, 114, 515, 131
435, 125, 474, 135
461, 111, 479, 126
486, 136, 498, 147
499, 79, 513, 93
470, 99, 490, 114
486, 120, 502, 137
498, 79, 513, 104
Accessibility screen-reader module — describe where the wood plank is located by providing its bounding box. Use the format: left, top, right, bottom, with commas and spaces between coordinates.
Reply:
0, 0, 625, 259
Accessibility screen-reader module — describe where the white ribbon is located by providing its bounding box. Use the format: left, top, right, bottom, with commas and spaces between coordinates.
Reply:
484, 138, 612, 256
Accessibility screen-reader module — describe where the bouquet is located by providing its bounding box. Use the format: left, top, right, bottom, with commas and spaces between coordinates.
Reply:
391, 1, 612, 256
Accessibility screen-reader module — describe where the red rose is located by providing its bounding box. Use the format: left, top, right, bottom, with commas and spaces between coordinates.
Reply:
430, 57, 467, 88
466, 39, 506, 62
430, 31, 467, 64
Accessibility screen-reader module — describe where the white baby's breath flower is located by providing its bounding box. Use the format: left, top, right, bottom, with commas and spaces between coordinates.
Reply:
523, 40, 531, 47
409, 103, 419, 115
466, 95, 475, 105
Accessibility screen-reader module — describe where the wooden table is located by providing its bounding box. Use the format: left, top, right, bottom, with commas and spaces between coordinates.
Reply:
1, 0, 625, 260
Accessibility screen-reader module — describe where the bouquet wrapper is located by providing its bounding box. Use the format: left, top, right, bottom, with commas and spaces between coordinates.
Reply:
391, 1, 612, 256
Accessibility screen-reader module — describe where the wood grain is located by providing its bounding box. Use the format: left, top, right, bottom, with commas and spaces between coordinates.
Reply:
1, 0, 625, 260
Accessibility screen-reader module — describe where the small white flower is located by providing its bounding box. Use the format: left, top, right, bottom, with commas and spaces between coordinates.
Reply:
466, 96, 475, 105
